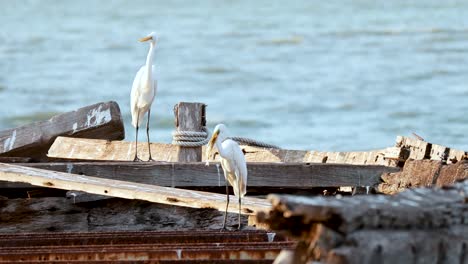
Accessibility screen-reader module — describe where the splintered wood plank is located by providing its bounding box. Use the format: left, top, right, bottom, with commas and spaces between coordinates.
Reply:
0, 102, 124, 161
448, 148, 468, 164
11, 162, 399, 189
0, 163, 269, 215
395, 136, 429, 160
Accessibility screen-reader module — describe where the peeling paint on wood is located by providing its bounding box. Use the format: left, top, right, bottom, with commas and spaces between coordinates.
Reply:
0, 101, 124, 161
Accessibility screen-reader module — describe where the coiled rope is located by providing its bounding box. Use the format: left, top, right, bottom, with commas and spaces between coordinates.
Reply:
172, 127, 280, 149
172, 127, 211, 147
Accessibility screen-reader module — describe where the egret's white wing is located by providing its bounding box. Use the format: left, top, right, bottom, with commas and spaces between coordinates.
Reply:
152, 64, 158, 95
130, 66, 146, 128
220, 139, 247, 197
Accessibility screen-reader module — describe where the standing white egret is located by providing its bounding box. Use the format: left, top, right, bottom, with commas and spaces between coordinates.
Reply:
131, 32, 158, 161
205, 124, 248, 230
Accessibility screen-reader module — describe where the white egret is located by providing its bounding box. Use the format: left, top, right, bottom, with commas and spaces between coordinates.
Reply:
205, 124, 248, 230
131, 32, 158, 161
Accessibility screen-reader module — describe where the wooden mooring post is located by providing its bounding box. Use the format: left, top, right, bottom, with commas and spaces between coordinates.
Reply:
174, 102, 206, 162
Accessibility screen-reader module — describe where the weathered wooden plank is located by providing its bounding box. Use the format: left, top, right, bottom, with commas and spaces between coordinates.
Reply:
47, 137, 177, 161
257, 180, 468, 234
0, 163, 269, 215
242, 146, 309, 163
174, 102, 206, 162
48, 137, 405, 166
48, 137, 309, 162
5, 162, 399, 189
0, 102, 124, 161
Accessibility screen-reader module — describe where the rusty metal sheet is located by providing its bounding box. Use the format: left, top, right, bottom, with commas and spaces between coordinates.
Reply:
0, 230, 295, 262
0, 230, 287, 247
0, 247, 290, 261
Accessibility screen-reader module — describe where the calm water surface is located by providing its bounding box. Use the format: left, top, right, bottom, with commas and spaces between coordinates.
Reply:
1, 0, 468, 151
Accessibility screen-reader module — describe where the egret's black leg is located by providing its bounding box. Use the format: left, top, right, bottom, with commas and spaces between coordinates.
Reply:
146, 109, 154, 161
133, 110, 143, 162
238, 196, 242, 230
221, 178, 229, 231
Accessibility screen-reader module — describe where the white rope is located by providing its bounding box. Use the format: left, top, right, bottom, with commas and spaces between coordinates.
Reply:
172, 127, 210, 147
172, 127, 280, 149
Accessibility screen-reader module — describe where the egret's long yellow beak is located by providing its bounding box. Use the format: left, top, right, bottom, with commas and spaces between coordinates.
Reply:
208, 131, 219, 148
205, 131, 219, 166
139, 36, 153, 42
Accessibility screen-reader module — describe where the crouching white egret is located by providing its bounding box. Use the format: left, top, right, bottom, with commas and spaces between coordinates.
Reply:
130, 32, 158, 161
205, 124, 248, 230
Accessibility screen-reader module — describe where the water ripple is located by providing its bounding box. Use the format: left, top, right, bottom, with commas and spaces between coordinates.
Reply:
257, 35, 304, 46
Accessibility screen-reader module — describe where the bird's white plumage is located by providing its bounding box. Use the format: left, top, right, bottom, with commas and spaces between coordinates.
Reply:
131, 65, 157, 127
219, 139, 247, 197
206, 124, 248, 198
130, 32, 158, 128
206, 123, 247, 229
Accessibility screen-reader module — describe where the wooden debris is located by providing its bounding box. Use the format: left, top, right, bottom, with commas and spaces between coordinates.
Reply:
257, 180, 468, 263
378, 160, 468, 194
0, 163, 269, 215
174, 102, 206, 162
5, 162, 399, 189
0, 102, 124, 161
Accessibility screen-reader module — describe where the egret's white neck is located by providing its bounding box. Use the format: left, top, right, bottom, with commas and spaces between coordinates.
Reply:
144, 41, 156, 90
215, 134, 228, 157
